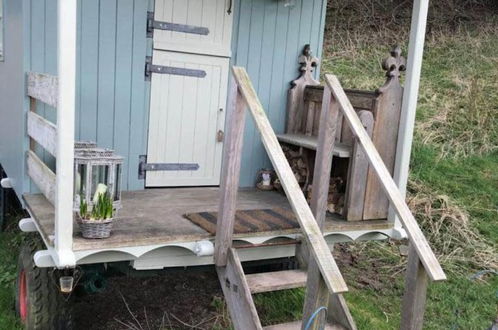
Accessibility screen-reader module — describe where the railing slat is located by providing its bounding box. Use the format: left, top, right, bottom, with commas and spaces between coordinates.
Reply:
27, 72, 58, 108
26, 150, 56, 205
27, 112, 57, 157
232, 67, 348, 294
214, 81, 247, 266
325, 74, 446, 282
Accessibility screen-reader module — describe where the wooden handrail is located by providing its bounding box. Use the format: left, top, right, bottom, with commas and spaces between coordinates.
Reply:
230, 67, 348, 294
324, 74, 446, 282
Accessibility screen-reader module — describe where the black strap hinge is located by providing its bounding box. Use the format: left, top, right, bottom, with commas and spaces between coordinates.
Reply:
145, 56, 207, 81
147, 11, 210, 37
138, 155, 200, 180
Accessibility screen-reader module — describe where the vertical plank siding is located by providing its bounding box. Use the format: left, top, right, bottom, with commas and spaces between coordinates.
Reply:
25, 0, 326, 191
78, 0, 99, 143
0, 0, 26, 198
28, 0, 149, 191
232, 0, 328, 186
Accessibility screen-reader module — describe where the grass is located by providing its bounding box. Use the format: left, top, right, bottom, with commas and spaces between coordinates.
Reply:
0, 226, 23, 330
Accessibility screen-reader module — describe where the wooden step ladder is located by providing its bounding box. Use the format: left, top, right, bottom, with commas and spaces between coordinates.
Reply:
214, 67, 446, 330
217, 248, 349, 330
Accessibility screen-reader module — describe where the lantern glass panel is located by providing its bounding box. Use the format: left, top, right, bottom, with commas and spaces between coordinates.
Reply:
91, 165, 110, 197
76, 164, 87, 198
114, 164, 121, 201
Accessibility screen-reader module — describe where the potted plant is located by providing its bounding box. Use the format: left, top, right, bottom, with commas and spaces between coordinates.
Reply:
76, 184, 115, 239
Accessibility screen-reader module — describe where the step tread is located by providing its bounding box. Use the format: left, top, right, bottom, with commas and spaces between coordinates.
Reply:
263, 320, 345, 330
246, 269, 307, 294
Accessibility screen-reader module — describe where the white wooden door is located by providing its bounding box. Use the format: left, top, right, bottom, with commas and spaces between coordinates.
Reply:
153, 0, 233, 57
146, 51, 229, 187
147, 0, 233, 187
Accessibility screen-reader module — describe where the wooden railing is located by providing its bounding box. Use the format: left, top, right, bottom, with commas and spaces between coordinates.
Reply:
215, 67, 445, 330
24, 0, 78, 269
26, 69, 76, 267
214, 67, 348, 295
26, 72, 59, 205
316, 74, 446, 330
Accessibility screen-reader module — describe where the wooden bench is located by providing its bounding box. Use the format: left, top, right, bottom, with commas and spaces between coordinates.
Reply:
278, 45, 406, 221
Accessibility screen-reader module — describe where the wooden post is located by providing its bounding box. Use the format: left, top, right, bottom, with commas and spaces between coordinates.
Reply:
54, 0, 77, 267
217, 249, 263, 330
327, 293, 357, 330
301, 86, 339, 329
390, 0, 429, 228
214, 80, 247, 266
401, 244, 429, 330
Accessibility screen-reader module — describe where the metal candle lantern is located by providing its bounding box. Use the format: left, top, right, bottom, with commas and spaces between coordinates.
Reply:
73, 144, 123, 211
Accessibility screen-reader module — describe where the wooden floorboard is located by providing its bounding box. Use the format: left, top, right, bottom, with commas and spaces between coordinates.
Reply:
23, 187, 393, 252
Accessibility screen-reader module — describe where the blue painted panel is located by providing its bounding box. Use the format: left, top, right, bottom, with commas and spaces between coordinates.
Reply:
96, 0, 117, 147
0, 0, 28, 199
113, 0, 135, 191
232, 0, 327, 187
78, 0, 99, 142
78, 0, 149, 190
127, 0, 150, 190
20, 0, 326, 192
43, 0, 57, 170
26, 0, 150, 191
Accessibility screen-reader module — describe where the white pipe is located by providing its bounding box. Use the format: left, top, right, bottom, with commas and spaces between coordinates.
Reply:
389, 0, 430, 227
54, 0, 77, 267
0, 178, 12, 189
193, 241, 215, 257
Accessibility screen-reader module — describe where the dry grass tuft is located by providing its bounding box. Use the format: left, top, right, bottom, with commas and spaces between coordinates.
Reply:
323, 0, 498, 158
407, 180, 498, 274
416, 29, 498, 158
324, 0, 498, 56
418, 76, 498, 158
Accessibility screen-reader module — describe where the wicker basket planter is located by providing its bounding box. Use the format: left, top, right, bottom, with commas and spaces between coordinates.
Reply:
76, 216, 114, 239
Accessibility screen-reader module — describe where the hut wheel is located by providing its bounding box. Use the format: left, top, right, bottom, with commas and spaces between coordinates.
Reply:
15, 237, 73, 330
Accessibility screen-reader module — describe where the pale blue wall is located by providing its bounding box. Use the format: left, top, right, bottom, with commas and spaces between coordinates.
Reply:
10, 0, 327, 195
26, 0, 150, 191
75, 0, 149, 191
0, 0, 29, 198
231, 0, 327, 186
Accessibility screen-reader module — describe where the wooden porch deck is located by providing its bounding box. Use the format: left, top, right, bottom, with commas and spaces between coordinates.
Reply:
23, 187, 392, 252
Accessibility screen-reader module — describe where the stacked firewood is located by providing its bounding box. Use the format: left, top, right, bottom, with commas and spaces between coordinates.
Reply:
284, 145, 309, 186
274, 145, 309, 190
306, 177, 345, 214
274, 144, 346, 215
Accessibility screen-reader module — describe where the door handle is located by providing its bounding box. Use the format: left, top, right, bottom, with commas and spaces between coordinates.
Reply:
227, 0, 232, 15
217, 130, 225, 142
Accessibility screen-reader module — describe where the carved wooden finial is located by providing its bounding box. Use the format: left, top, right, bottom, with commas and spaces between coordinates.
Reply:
298, 44, 319, 74
287, 45, 320, 133
382, 46, 406, 79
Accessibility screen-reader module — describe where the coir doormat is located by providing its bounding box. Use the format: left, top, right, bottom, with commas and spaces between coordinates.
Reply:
184, 207, 299, 235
